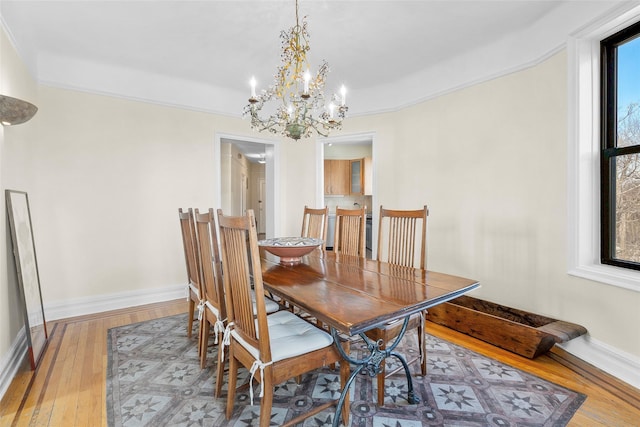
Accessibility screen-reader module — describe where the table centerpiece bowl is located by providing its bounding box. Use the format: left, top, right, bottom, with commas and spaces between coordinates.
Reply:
258, 237, 323, 265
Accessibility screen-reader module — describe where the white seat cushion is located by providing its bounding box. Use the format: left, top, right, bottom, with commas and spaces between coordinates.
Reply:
250, 290, 280, 314
231, 310, 334, 363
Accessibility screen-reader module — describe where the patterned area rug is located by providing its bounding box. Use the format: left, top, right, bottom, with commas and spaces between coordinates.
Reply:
106, 314, 585, 426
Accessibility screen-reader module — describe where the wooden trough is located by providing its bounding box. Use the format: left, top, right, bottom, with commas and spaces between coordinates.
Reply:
426, 295, 588, 358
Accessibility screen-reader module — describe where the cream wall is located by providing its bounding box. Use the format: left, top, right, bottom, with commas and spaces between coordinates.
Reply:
31, 86, 320, 308
34, 86, 219, 302
324, 144, 372, 160
340, 51, 640, 363
276, 138, 319, 236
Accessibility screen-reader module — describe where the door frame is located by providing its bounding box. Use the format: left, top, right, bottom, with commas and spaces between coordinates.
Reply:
214, 132, 281, 238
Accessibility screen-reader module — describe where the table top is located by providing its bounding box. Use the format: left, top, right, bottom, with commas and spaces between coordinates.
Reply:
260, 249, 480, 336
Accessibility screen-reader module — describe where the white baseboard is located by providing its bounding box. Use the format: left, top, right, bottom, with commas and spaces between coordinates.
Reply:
0, 326, 27, 403
43, 283, 187, 321
558, 334, 640, 390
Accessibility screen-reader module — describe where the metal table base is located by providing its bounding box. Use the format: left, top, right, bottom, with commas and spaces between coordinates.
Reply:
330, 317, 419, 427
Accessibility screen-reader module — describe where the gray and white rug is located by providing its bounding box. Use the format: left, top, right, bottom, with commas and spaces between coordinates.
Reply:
106, 314, 586, 426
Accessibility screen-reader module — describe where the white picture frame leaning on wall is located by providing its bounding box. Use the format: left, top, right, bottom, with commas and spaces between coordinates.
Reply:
6, 190, 48, 370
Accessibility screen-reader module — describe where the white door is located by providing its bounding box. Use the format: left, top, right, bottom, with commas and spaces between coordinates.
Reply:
258, 178, 266, 234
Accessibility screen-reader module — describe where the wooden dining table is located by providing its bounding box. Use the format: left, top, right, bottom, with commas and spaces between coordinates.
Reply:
259, 248, 480, 426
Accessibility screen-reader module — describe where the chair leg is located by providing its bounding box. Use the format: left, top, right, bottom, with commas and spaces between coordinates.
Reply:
376, 362, 386, 406
187, 297, 195, 338
225, 349, 238, 420
259, 370, 274, 427
376, 338, 387, 406
320, 320, 337, 371
199, 317, 210, 369
214, 332, 226, 399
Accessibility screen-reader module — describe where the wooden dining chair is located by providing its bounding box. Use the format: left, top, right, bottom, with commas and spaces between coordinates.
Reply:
367, 204, 429, 406
178, 208, 202, 341
193, 208, 227, 398
376, 205, 429, 269
217, 209, 350, 427
193, 208, 279, 378
289, 205, 328, 315
301, 205, 329, 250
333, 206, 367, 257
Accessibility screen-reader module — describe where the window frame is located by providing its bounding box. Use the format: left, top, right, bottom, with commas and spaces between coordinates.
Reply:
568, 4, 640, 292
600, 20, 640, 271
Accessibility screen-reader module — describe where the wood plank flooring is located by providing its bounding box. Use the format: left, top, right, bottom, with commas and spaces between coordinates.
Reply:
1, 299, 639, 426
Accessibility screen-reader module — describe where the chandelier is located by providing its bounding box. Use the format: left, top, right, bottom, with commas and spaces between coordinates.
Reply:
243, 0, 348, 140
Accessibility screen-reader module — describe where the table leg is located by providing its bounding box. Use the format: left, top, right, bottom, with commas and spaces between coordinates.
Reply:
330, 317, 419, 427
388, 350, 420, 404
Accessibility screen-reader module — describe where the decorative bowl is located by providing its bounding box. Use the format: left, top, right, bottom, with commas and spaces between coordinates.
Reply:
258, 237, 323, 265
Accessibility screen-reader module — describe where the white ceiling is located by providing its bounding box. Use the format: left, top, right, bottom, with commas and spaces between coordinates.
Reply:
0, 0, 623, 122
0, 0, 559, 91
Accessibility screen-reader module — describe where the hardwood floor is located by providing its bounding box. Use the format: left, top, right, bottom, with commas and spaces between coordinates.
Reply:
1, 299, 639, 426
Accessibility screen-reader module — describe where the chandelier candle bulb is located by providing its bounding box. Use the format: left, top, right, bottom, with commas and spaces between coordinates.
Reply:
303, 70, 311, 94
250, 77, 257, 99
340, 85, 346, 106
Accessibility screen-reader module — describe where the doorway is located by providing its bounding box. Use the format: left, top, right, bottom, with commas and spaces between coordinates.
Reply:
321, 132, 376, 258
214, 133, 280, 238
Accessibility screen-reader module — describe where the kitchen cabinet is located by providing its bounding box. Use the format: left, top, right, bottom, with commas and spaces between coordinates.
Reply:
324, 159, 350, 195
364, 156, 372, 195
350, 157, 373, 195
350, 159, 363, 194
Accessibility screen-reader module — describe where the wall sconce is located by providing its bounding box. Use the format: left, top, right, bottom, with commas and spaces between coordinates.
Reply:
0, 95, 38, 126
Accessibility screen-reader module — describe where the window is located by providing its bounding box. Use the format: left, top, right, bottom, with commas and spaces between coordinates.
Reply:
601, 21, 640, 270
568, 4, 640, 292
